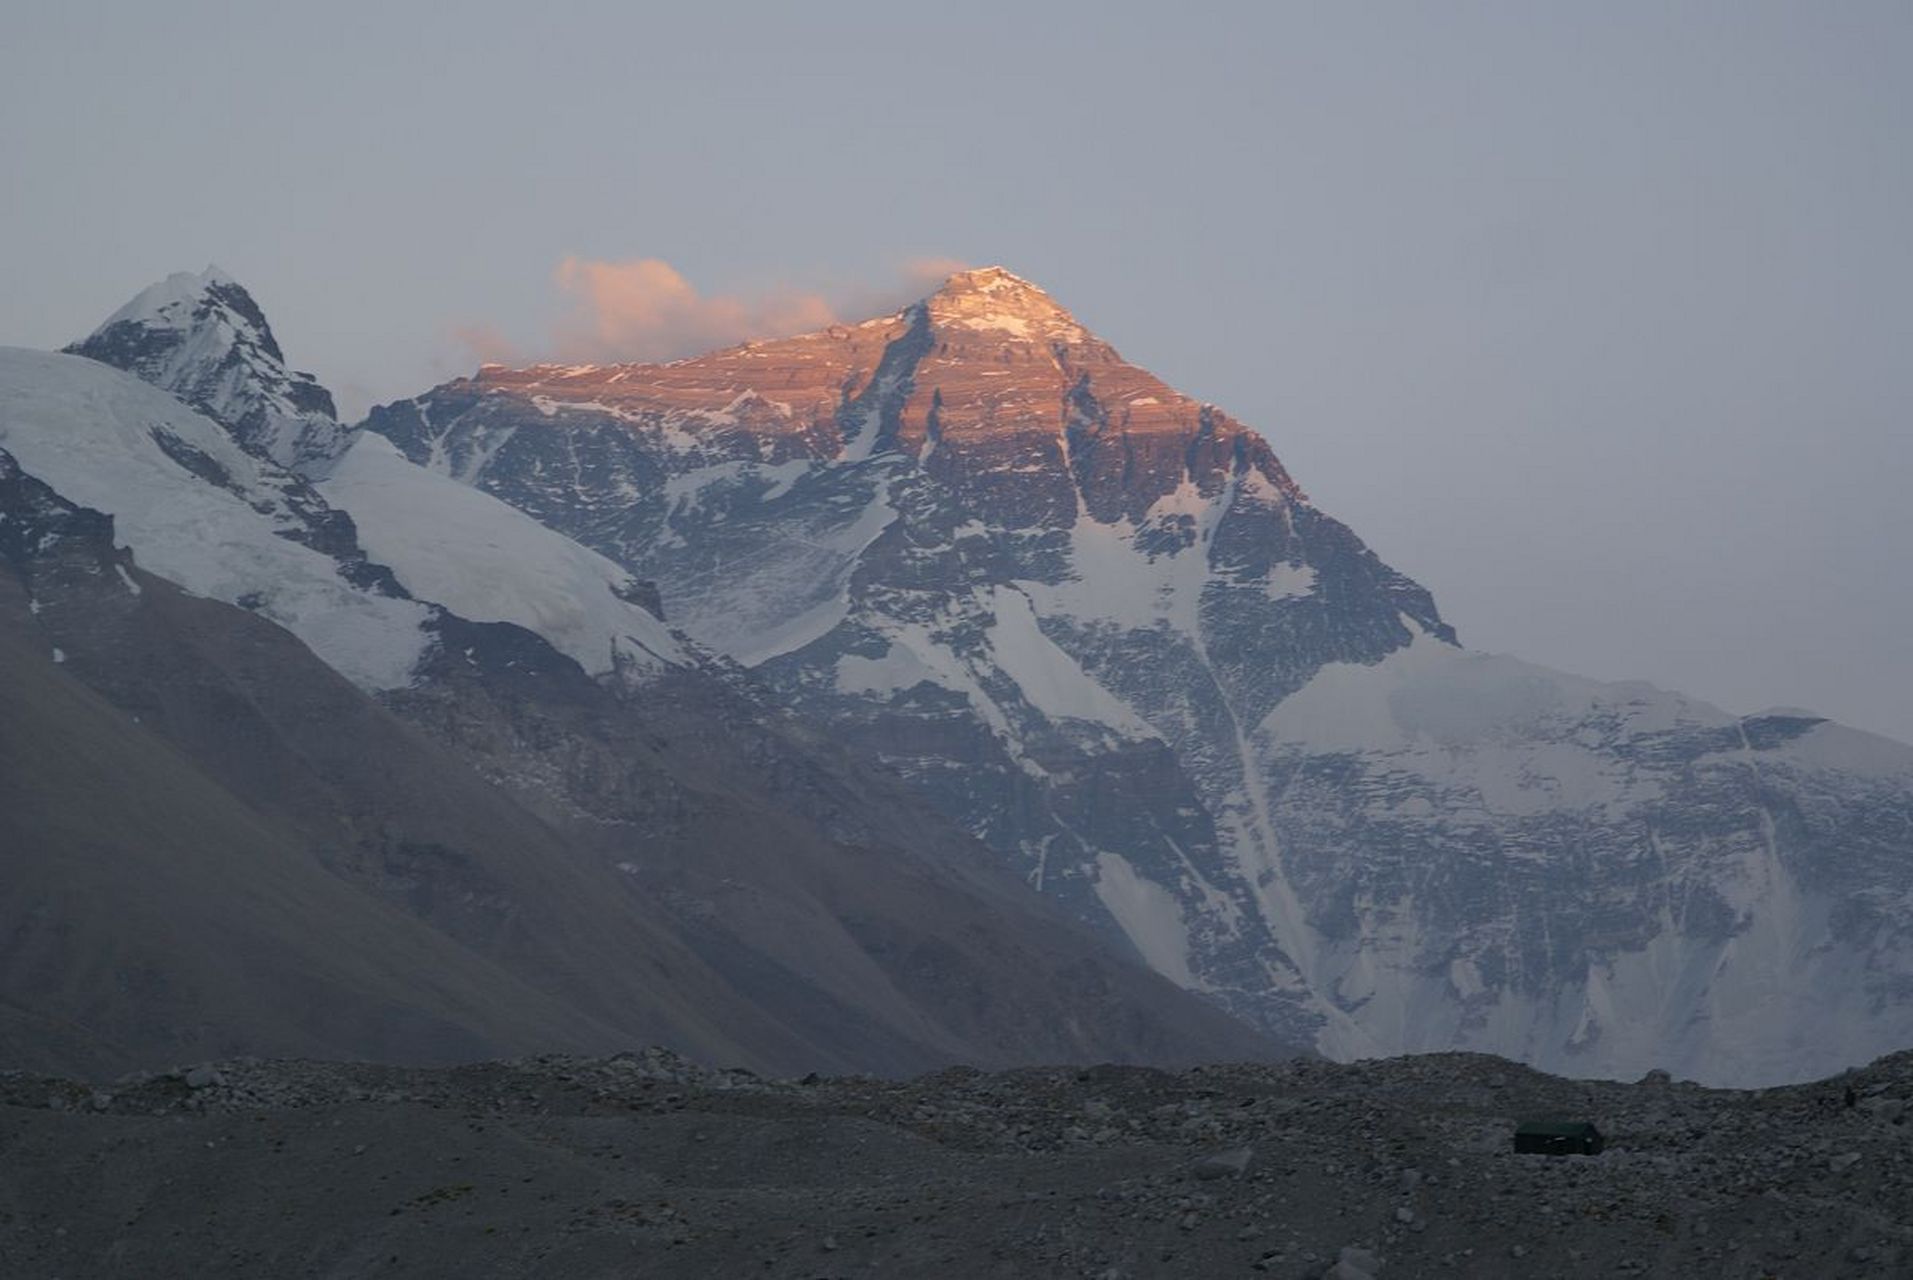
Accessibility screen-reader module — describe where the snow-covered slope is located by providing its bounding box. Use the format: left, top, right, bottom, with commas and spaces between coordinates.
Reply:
1255, 633, 1913, 1086
65, 266, 350, 476
375, 266, 1913, 1085
319, 432, 684, 677
0, 347, 431, 689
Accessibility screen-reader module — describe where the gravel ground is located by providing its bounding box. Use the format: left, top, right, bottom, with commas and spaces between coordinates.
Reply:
3, 1047, 1910, 1278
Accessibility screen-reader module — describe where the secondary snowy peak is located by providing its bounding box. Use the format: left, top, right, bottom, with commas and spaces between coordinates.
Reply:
43, 269, 691, 687
921, 266, 1094, 344
66, 267, 350, 476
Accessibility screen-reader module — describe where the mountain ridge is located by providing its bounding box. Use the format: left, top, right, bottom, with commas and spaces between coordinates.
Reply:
366, 264, 1913, 1086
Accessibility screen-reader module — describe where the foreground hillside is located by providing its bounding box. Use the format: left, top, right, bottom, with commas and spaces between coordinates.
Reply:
4, 1050, 1910, 1278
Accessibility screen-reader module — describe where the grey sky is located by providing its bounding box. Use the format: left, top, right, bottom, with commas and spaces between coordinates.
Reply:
3, 2, 1909, 740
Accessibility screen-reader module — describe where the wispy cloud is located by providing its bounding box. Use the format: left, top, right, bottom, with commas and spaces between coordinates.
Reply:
454, 255, 970, 369
552, 257, 838, 363
448, 321, 522, 367
832, 256, 971, 323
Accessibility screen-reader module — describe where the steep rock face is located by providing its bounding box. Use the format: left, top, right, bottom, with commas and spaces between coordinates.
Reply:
379, 267, 1913, 1084
0, 447, 121, 594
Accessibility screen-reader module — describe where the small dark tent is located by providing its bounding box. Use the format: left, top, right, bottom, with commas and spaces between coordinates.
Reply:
1513, 1119, 1605, 1156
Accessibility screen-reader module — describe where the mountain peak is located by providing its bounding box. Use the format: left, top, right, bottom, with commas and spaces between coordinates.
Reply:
66, 269, 349, 476
91, 265, 249, 340
933, 264, 1040, 294
922, 265, 1090, 343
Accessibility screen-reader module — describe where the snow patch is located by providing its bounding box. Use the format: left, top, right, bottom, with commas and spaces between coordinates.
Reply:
89, 266, 233, 332
1264, 562, 1316, 600
986, 587, 1152, 735
1019, 478, 1233, 638
1780, 722, 1913, 781
835, 639, 947, 697
1092, 852, 1197, 987
664, 468, 900, 667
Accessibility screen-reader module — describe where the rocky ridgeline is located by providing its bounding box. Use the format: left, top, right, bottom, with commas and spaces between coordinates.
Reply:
5, 1050, 1911, 1277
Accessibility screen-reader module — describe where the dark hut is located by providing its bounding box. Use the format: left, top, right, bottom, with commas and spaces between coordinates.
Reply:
1513, 1119, 1605, 1156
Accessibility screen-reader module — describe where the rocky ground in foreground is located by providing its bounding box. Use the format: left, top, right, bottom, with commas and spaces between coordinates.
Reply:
2, 1048, 1910, 1279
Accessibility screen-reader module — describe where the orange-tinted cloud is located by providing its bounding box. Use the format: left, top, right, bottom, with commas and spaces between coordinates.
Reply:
903, 255, 971, 285
552, 257, 839, 363
452, 255, 974, 369
448, 321, 523, 367
830, 256, 972, 323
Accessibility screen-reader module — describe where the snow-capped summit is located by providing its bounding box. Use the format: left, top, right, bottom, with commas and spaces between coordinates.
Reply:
89, 264, 242, 331
67, 267, 351, 476
922, 266, 1093, 343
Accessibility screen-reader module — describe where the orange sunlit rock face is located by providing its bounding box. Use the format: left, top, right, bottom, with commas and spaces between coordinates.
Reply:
461, 312, 908, 463
457, 266, 1302, 524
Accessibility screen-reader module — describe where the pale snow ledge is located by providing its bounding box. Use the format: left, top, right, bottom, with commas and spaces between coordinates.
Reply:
320, 432, 685, 676
1092, 852, 1198, 988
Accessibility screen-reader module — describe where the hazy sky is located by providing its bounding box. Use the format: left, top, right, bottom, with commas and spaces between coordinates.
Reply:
4, 2, 1909, 740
